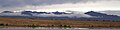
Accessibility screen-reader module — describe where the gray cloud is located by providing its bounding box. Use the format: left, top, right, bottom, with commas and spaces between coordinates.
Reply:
0, 0, 100, 8
0, 0, 119, 12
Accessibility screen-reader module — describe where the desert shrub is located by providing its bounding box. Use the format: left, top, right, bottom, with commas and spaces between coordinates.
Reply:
0, 23, 4, 26
5, 24, 9, 26
59, 25, 71, 28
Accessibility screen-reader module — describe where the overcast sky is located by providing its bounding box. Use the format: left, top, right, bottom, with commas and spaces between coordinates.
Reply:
0, 0, 120, 12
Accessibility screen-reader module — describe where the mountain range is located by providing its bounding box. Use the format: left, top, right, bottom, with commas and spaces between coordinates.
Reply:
0, 10, 120, 21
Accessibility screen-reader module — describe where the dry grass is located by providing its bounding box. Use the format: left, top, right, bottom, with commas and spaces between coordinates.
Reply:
0, 17, 120, 28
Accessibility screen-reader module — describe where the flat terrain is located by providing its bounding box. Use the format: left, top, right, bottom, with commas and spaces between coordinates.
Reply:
0, 17, 120, 28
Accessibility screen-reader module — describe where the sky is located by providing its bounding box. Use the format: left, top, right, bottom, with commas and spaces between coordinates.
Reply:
0, 0, 120, 12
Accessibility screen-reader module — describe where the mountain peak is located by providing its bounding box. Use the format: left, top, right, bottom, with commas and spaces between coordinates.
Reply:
1, 11, 14, 13
85, 11, 107, 16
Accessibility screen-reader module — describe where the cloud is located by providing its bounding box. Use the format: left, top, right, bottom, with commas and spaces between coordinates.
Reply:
0, 0, 100, 7
0, 0, 97, 11
0, 0, 120, 12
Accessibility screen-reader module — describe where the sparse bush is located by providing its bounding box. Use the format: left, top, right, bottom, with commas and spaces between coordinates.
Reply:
59, 25, 71, 28
0, 23, 4, 26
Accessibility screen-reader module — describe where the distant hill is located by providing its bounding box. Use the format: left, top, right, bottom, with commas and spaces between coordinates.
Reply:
85, 11, 120, 21
0, 10, 120, 21
0, 10, 92, 18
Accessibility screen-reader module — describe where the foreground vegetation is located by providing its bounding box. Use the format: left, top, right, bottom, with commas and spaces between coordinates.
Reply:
0, 17, 120, 28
